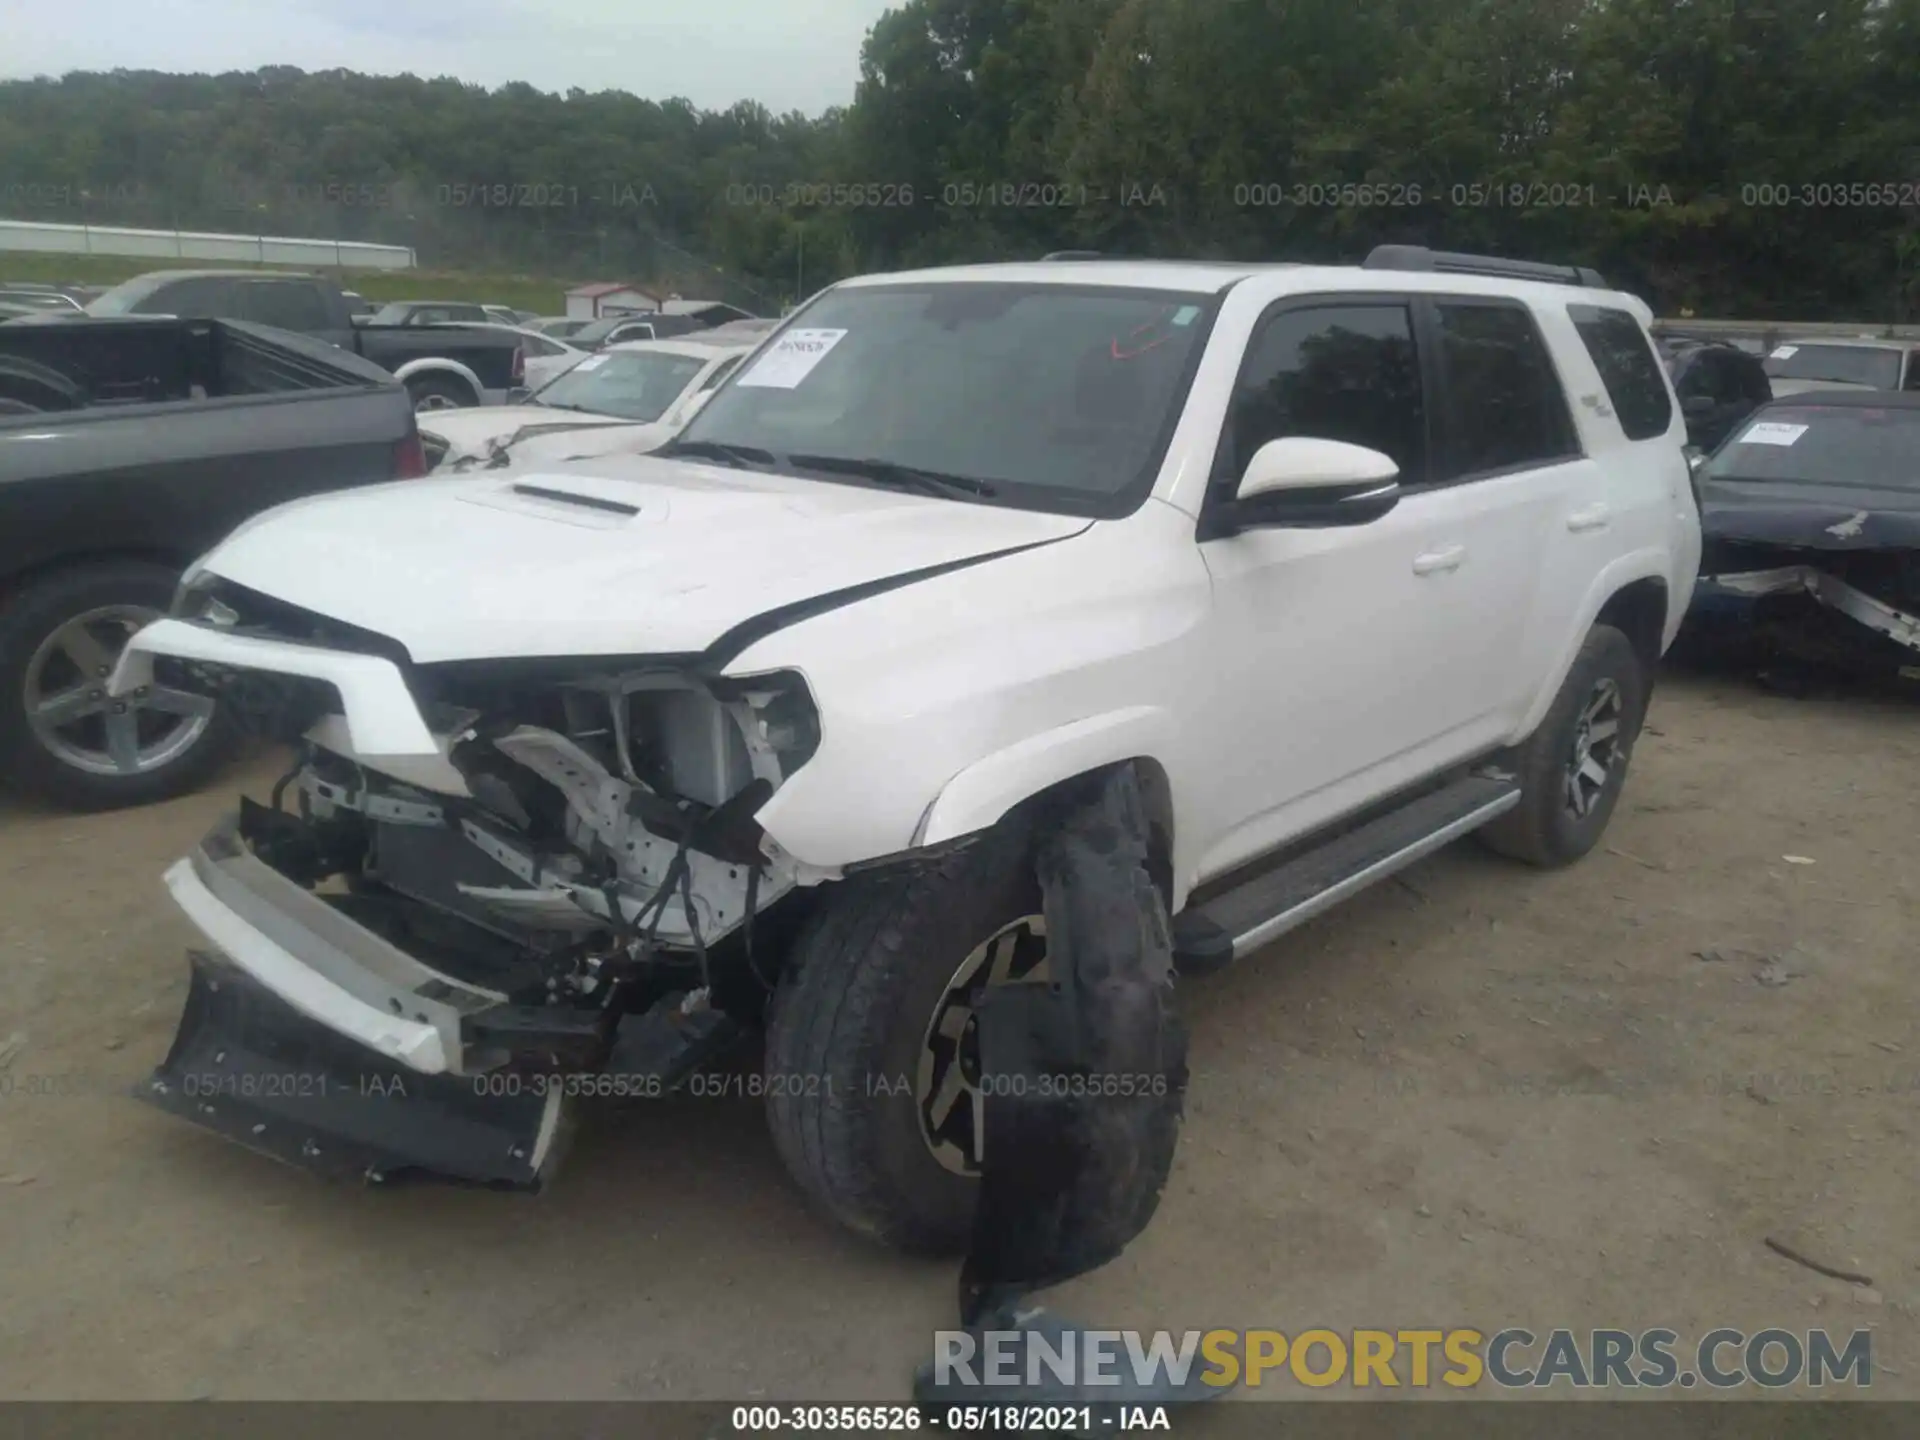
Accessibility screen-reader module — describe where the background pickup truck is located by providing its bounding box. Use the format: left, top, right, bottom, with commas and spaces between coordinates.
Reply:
0, 315, 427, 810
81, 269, 527, 413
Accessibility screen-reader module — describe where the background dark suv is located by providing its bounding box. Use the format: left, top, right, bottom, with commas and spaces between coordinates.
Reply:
1661, 338, 1773, 450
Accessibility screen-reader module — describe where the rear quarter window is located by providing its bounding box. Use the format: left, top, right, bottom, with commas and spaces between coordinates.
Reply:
1568, 305, 1673, 441
1431, 300, 1580, 478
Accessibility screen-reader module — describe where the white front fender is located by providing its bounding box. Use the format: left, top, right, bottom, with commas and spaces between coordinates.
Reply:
913, 705, 1175, 848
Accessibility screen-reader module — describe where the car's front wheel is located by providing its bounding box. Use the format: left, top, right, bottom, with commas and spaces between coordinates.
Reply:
764, 829, 1047, 1254
0, 560, 237, 810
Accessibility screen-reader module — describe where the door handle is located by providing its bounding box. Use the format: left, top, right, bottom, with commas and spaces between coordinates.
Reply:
1412, 544, 1466, 575
1567, 503, 1612, 533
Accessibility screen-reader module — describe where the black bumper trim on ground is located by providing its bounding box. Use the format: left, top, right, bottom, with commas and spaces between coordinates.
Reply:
141, 950, 570, 1191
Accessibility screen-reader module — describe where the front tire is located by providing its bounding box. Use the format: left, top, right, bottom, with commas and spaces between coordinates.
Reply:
0, 561, 237, 810
1478, 623, 1648, 868
764, 828, 1043, 1255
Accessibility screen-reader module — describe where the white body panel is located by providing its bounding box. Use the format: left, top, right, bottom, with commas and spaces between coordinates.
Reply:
125, 257, 1698, 918
177, 464, 1090, 664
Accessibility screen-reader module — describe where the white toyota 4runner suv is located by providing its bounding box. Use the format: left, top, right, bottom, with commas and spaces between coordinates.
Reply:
113, 246, 1699, 1253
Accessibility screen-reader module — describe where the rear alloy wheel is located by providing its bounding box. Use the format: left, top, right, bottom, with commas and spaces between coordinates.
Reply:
1478, 623, 1647, 868
1563, 678, 1624, 821
0, 562, 236, 810
407, 376, 475, 413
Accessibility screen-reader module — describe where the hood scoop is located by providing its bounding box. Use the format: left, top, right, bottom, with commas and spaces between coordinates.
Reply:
455, 476, 665, 530
510, 482, 641, 516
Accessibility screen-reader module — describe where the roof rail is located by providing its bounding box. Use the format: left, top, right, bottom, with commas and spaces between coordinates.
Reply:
1363, 245, 1608, 290
1041, 250, 1105, 262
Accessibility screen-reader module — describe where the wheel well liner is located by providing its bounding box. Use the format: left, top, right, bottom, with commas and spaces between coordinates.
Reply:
1596, 577, 1668, 676
979, 756, 1176, 911
0, 546, 194, 608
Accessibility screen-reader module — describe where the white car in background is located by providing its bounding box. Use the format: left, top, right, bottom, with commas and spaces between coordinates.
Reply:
1762, 338, 1920, 396
416, 333, 755, 472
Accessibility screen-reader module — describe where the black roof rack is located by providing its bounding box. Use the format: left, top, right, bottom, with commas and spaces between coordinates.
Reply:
1041, 250, 1106, 262
1362, 245, 1608, 289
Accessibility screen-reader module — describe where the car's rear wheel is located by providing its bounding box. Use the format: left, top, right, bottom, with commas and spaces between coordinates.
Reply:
764, 828, 1046, 1254
0, 561, 237, 810
1477, 623, 1648, 868
406, 375, 476, 412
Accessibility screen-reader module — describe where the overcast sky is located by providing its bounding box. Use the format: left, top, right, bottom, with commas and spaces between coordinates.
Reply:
3, 0, 898, 115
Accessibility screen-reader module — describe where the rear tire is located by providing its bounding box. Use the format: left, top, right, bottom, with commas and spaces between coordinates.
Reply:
0, 561, 237, 811
1478, 623, 1647, 869
764, 827, 1041, 1255
406, 375, 476, 412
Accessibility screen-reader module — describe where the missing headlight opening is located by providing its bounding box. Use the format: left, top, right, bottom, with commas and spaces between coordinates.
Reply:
165, 654, 827, 1177
318, 667, 814, 949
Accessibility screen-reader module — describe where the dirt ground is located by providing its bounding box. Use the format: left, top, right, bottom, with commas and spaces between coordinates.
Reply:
1, 667, 1916, 1404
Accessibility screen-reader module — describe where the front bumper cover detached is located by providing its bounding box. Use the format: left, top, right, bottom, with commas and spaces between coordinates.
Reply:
141, 814, 568, 1190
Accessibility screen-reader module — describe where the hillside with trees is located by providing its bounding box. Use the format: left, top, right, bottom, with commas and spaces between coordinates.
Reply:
1, 0, 1916, 317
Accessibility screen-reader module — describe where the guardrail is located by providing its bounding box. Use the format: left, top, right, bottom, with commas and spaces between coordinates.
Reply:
1654, 317, 1920, 344
0, 219, 416, 270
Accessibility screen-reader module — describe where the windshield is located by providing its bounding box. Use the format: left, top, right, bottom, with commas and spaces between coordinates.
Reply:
530, 348, 708, 421
1704, 405, 1920, 490
674, 282, 1215, 514
1763, 344, 1901, 389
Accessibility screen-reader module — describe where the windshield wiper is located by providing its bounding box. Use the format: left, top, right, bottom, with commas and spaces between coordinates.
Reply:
656, 439, 776, 469
787, 454, 999, 500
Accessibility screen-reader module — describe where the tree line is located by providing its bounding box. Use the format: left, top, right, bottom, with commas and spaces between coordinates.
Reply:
1, 0, 1917, 318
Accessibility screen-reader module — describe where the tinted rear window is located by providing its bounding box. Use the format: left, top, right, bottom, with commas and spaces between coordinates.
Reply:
1569, 305, 1672, 441
1434, 301, 1580, 476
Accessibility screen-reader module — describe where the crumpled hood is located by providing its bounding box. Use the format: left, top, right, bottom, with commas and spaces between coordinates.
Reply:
1699, 475, 1920, 551
196, 457, 1091, 664
419, 405, 637, 466
501, 419, 679, 469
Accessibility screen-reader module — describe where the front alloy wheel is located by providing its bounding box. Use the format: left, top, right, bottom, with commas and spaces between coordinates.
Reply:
917, 914, 1049, 1176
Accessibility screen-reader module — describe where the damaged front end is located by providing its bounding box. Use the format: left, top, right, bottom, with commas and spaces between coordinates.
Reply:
1696, 550, 1920, 677
1690, 397, 1920, 680
117, 590, 825, 1189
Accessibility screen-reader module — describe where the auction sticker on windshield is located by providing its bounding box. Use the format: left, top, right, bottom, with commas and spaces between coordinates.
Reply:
1739, 421, 1809, 446
573, 355, 609, 371
737, 328, 848, 389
